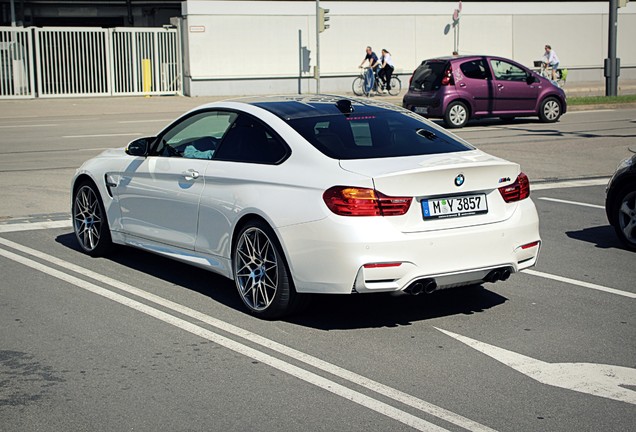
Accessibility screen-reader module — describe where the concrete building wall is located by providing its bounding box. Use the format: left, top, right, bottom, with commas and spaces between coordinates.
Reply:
181, 1, 636, 96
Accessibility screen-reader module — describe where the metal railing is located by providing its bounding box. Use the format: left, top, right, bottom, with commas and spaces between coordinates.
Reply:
0, 27, 35, 98
0, 26, 181, 99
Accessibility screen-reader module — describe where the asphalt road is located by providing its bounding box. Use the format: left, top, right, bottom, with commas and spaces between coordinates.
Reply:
0, 98, 635, 431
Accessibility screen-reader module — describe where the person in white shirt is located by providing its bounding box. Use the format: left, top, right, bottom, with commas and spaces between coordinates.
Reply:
378, 49, 395, 93
543, 44, 560, 81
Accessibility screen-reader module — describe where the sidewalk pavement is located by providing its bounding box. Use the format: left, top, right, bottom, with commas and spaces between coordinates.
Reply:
1, 79, 635, 119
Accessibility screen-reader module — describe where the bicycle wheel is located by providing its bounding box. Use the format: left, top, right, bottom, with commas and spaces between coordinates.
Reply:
388, 76, 402, 96
352, 77, 364, 96
363, 68, 375, 96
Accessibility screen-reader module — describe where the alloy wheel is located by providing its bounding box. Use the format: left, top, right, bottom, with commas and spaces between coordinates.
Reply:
73, 185, 104, 252
235, 227, 279, 312
617, 190, 636, 246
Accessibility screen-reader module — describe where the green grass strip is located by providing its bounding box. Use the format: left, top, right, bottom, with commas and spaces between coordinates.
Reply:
568, 94, 636, 106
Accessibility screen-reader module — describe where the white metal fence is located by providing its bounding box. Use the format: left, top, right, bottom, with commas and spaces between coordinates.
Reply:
0, 26, 181, 99
0, 27, 35, 98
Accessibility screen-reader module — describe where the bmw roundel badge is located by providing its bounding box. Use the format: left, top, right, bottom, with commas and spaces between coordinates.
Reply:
454, 174, 465, 187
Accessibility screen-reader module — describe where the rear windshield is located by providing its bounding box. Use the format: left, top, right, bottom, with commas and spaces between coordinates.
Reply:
411, 60, 447, 91
287, 111, 473, 160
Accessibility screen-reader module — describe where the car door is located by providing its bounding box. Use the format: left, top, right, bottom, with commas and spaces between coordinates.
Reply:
114, 110, 238, 250
457, 58, 493, 116
194, 113, 290, 258
488, 58, 538, 114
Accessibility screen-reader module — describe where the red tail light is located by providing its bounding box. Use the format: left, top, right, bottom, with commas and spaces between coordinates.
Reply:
323, 186, 412, 216
499, 173, 530, 203
440, 64, 454, 86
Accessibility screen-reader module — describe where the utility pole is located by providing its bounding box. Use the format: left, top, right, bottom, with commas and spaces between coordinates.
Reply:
605, 0, 619, 96
9, 0, 16, 26
315, 0, 330, 94
315, 0, 321, 93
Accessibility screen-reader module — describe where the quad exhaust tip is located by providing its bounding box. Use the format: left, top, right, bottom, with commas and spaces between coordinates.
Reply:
405, 278, 437, 295
484, 267, 513, 283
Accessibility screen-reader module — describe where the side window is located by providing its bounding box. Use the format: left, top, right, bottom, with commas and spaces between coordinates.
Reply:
155, 111, 238, 159
489, 60, 527, 82
460, 60, 490, 80
214, 115, 289, 164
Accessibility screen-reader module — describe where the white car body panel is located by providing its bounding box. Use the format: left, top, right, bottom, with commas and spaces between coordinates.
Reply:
71, 97, 541, 298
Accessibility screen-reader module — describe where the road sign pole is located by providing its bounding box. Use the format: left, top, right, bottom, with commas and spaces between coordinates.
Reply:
606, 0, 619, 96
315, 0, 320, 94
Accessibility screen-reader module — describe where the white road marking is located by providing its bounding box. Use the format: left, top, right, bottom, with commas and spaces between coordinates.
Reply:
117, 119, 173, 124
0, 236, 497, 432
435, 328, 636, 405
0, 244, 452, 432
537, 197, 605, 209
62, 133, 141, 138
523, 269, 636, 299
531, 178, 610, 191
0, 220, 72, 233
0, 124, 58, 128
568, 109, 616, 114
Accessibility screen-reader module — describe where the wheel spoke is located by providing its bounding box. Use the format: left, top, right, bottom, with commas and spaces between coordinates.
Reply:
619, 201, 633, 217
621, 219, 635, 240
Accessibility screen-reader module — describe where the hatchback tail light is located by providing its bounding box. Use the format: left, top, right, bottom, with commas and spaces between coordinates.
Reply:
499, 173, 530, 202
440, 64, 454, 86
323, 186, 412, 216
409, 69, 416, 86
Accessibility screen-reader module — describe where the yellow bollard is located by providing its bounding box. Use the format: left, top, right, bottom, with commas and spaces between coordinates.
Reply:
142, 58, 152, 97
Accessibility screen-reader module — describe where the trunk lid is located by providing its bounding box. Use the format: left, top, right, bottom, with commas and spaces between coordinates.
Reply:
339, 150, 521, 232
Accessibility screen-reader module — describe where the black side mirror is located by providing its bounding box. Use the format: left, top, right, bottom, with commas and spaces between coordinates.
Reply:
126, 137, 153, 156
526, 75, 539, 85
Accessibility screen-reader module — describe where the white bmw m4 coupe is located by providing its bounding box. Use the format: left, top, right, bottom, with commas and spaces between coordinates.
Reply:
72, 96, 540, 318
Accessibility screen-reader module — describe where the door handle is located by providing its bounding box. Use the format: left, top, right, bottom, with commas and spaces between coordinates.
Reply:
497, 84, 504, 90
459, 82, 466, 88
182, 169, 200, 181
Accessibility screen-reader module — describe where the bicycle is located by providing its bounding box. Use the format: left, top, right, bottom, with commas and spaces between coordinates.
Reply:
352, 67, 376, 97
536, 61, 567, 88
352, 68, 402, 97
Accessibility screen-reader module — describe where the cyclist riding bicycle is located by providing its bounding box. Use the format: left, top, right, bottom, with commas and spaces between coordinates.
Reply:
359, 46, 380, 90
542, 44, 560, 81
378, 49, 395, 94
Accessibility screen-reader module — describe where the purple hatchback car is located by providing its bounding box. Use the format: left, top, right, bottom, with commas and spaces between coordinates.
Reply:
402, 55, 567, 128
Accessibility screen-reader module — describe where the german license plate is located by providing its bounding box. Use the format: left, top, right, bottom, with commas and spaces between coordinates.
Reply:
422, 194, 488, 219
414, 106, 429, 114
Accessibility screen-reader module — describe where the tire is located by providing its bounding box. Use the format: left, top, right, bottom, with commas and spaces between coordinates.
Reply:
538, 97, 562, 123
444, 101, 469, 128
611, 184, 636, 251
72, 180, 112, 257
233, 220, 307, 319
352, 77, 364, 96
388, 76, 402, 96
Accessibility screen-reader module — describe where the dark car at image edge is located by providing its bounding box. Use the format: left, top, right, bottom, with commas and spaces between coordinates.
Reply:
403, 55, 567, 128
606, 148, 636, 251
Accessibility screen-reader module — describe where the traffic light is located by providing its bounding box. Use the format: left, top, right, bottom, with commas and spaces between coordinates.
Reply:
301, 47, 311, 73
318, 7, 330, 33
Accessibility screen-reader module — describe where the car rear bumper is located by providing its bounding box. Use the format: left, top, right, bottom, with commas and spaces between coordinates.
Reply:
402, 92, 445, 117
277, 198, 540, 294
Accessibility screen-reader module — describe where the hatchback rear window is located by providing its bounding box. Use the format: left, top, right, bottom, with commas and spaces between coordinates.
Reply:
287, 111, 473, 160
410, 61, 447, 91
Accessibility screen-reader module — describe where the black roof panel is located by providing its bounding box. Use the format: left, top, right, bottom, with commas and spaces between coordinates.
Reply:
230, 95, 405, 121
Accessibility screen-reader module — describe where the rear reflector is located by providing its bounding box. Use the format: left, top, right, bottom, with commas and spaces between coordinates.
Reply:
323, 186, 412, 216
499, 172, 530, 203
363, 262, 403, 269
521, 241, 540, 250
